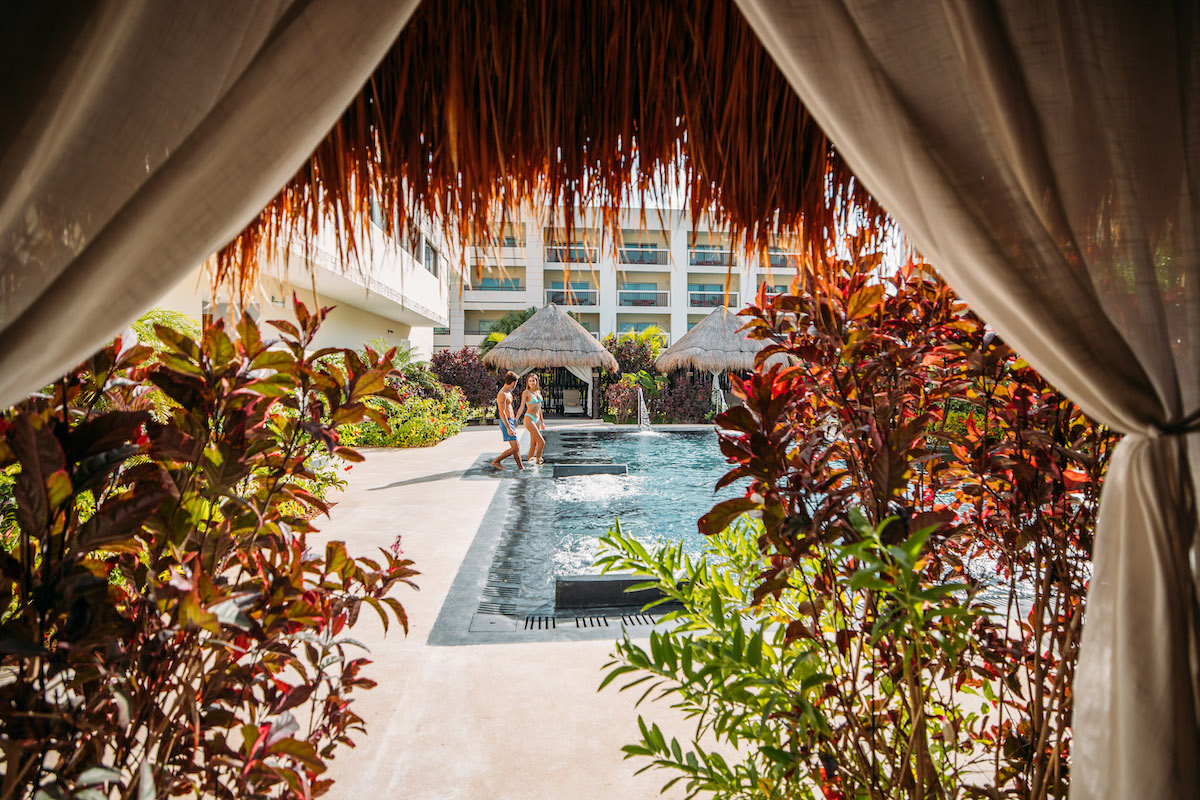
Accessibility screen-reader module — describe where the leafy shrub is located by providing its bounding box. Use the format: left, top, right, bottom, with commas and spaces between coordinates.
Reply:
601, 327, 665, 375
601, 513, 987, 800
602, 258, 1118, 798
604, 375, 640, 424
599, 329, 665, 414
0, 300, 416, 799
340, 387, 468, 447
431, 347, 499, 408
650, 373, 713, 423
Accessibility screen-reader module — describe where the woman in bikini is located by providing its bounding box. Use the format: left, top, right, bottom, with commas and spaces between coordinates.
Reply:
515, 373, 546, 464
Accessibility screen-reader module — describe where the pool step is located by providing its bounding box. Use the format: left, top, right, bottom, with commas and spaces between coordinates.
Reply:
552, 463, 628, 478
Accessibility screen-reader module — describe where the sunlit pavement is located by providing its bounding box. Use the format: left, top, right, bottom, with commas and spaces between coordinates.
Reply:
319, 420, 698, 799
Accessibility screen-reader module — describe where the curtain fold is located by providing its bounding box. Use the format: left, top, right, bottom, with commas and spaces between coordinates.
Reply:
734, 1, 1200, 796
0, 0, 419, 409
565, 364, 594, 415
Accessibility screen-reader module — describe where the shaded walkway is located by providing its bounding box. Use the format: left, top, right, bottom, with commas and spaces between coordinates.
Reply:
320, 420, 698, 799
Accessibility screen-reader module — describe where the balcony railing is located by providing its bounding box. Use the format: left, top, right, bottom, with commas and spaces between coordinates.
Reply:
618, 289, 669, 307
464, 329, 495, 336
618, 247, 669, 265
689, 248, 734, 267
545, 288, 599, 305
469, 236, 526, 248
545, 244, 599, 263
768, 251, 802, 269
433, 327, 451, 336
468, 284, 525, 292
688, 290, 738, 308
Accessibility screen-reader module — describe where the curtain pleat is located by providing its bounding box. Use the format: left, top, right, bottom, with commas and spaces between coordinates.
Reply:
0, 0, 419, 409
734, 1, 1200, 796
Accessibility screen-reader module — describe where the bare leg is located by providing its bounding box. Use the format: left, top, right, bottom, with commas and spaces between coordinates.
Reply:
510, 441, 524, 469
523, 416, 544, 461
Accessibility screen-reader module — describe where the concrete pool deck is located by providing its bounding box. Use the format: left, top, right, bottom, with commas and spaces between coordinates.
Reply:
319, 420, 703, 799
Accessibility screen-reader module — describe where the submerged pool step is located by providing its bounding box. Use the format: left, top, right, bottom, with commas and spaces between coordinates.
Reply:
552, 463, 628, 478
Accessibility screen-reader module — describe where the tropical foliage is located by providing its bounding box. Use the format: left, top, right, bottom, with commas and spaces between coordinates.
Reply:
431, 347, 498, 408
339, 390, 469, 448
601, 256, 1116, 799
649, 373, 713, 424
0, 300, 416, 799
599, 328, 667, 417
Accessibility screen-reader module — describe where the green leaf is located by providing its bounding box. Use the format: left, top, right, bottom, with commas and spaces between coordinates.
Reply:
77, 766, 124, 787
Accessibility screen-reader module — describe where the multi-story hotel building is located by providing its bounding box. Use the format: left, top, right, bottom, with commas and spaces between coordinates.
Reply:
435, 207, 799, 353
154, 214, 458, 358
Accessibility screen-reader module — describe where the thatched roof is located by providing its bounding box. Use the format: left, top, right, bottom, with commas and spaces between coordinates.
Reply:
655, 307, 777, 373
213, 0, 887, 295
482, 304, 619, 372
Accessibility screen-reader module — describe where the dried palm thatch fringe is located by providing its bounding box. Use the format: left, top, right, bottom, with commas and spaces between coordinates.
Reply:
655, 305, 783, 373
481, 304, 620, 372
212, 0, 888, 302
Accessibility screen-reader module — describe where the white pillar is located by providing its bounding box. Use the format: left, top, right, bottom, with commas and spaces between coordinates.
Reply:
669, 211, 690, 344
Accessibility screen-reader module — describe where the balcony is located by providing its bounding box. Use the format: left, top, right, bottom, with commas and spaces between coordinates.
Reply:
618, 247, 668, 265
689, 248, 735, 267
433, 327, 451, 336
768, 251, 802, 269
545, 288, 599, 306
689, 290, 738, 308
618, 289, 669, 308
468, 283, 525, 292
545, 244, 599, 263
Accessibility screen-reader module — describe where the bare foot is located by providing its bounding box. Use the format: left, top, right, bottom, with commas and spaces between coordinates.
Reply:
489, 459, 503, 469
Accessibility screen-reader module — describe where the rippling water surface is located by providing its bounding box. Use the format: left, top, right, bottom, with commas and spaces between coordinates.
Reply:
541, 429, 745, 576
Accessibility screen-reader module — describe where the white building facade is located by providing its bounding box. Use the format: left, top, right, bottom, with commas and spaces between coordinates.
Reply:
436, 207, 797, 352
154, 215, 458, 358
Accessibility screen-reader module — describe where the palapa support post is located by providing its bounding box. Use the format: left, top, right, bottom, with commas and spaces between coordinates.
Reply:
591, 367, 600, 418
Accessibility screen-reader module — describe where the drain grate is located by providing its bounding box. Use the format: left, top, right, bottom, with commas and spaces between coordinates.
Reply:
483, 585, 520, 597
621, 613, 656, 626
524, 615, 556, 630
575, 616, 610, 628
478, 602, 519, 615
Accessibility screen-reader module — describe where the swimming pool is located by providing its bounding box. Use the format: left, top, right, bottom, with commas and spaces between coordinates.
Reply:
547, 428, 744, 575
476, 428, 741, 615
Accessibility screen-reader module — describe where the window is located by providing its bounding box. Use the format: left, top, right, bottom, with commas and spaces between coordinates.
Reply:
424, 242, 440, 277
551, 280, 592, 290
619, 321, 659, 333
407, 227, 423, 261
688, 283, 722, 293
620, 282, 657, 291
479, 277, 520, 290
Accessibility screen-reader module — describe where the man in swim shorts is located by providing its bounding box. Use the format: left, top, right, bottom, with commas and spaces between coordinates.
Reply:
490, 371, 524, 470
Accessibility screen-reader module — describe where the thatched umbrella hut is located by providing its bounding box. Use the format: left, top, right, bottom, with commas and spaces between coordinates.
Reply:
482, 304, 618, 417
655, 307, 783, 411
655, 307, 778, 374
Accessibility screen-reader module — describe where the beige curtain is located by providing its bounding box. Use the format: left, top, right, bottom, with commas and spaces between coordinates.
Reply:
0, 1, 418, 409
735, 1, 1199, 797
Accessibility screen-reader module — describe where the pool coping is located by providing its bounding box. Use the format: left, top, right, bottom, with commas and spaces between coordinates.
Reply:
426, 425, 714, 646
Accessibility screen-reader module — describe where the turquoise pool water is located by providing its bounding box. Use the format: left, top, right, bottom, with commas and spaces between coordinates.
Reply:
543, 428, 745, 577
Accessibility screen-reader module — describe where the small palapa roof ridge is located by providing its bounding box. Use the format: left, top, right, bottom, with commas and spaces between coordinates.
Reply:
655, 307, 777, 373
482, 304, 620, 372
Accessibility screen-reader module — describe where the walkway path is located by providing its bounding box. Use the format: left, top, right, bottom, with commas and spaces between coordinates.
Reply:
321, 421, 697, 799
